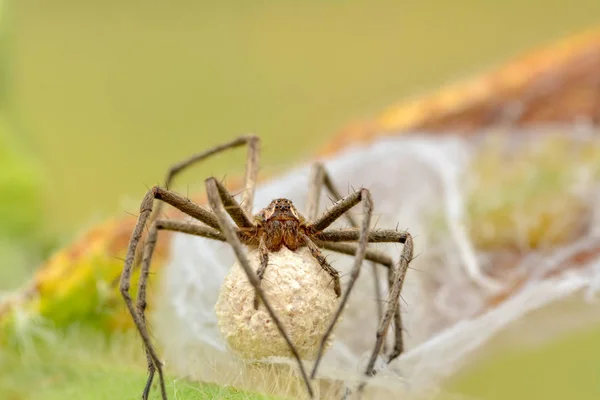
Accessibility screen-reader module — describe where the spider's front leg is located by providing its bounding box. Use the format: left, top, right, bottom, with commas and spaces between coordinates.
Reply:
131, 135, 260, 278
120, 186, 227, 400
137, 220, 226, 399
155, 134, 260, 219
122, 135, 262, 400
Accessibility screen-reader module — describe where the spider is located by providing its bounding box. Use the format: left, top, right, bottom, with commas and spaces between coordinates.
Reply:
119, 135, 414, 400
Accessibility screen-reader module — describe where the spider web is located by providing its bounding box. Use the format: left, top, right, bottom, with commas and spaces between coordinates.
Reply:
151, 128, 600, 399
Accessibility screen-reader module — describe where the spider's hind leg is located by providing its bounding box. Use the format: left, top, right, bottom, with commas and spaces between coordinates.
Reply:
305, 162, 386, 335
317, 228, 413, 369
318, 241, 404, 362
319, 234, 414, 396
309, 188, 374, 379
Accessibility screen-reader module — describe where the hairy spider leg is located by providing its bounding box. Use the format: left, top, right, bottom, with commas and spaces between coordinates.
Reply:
159, 135, 260, 217
122, 184, 262, 400
308, 188, 374, 379
317, 241, 404, 364
135, 135, 260, 277
138, 220, 226, 399
317, 228, 412, 364
314, 228, 413, 393
124, 135, 261, 399
357, 233, 413, 395
305, 162, 386, 346
318, 235, 413, 398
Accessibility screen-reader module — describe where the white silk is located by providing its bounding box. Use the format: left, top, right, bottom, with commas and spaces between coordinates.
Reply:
152, 130, 600, 399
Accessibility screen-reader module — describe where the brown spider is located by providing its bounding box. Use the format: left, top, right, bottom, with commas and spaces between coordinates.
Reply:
119, 135, 413, 400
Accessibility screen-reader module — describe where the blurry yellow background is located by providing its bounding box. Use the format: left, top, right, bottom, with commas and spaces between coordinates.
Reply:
6, 1, 600, 399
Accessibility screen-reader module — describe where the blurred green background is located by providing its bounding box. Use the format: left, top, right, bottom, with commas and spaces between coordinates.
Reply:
2, 1, 600, 399
12, 0, 600, 234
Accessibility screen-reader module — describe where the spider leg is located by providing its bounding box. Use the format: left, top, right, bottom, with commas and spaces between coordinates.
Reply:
316, 241, 392, 267
253, 233, 269, 309
138, 220, 226, 400
205, 177, 314, 398
210, 177, 255, 229
307, 189, 363, 232
324, 237, 413, 397
310, 188, 373, 379
357, 233, 413, 394
305, 163, 384, 331
138, 220, 225, 319
158, 134, 260, 217
317, 241, 404, 363
200, 177, 270, 309
317, 229, 412, 364
305, 162, 324, 221
315, 228, 409, 243
301, 234, 341, 296
134, 135, 259, 274
120, 187, 238, 400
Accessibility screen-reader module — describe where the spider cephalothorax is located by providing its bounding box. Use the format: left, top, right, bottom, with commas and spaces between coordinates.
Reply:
120, 135, 413, 400
254, 198, 306, 252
